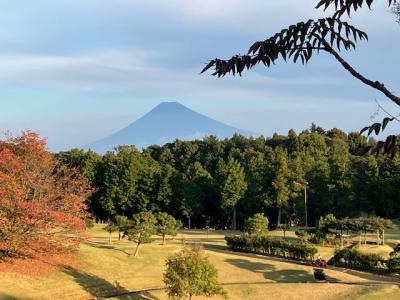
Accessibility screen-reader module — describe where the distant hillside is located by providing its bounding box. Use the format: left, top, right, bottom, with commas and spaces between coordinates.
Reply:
86, 102, 256, 153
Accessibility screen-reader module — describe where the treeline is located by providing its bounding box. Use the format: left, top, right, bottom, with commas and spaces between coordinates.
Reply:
58, 125, 400, 229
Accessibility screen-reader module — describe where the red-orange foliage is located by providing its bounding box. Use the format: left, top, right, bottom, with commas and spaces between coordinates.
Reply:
0, 131, 90, 259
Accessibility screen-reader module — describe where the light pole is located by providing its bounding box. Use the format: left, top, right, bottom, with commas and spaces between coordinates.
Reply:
294, 181, 308, 227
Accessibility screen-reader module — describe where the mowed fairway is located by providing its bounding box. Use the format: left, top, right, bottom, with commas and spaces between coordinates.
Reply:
0, 226, 399, 300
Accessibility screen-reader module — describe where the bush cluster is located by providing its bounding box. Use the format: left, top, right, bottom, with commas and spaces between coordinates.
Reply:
225, 234, 317, 261
387, 257, 400, 273
331, 248, 385, 271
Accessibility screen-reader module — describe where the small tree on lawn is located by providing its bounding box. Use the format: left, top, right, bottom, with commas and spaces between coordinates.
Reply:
163, 245, 226, 300
245, 213, 269, 236
156, 212, 182, 245
103, 222, 118, 244
115, 215, 129, 241
125, 211, 156, 257
280, 224, 290, 239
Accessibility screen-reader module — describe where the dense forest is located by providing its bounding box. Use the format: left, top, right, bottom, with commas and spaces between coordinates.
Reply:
58, 125, 400, 230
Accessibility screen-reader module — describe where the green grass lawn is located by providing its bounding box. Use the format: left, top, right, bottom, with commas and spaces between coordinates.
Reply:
0, 226, 399, 300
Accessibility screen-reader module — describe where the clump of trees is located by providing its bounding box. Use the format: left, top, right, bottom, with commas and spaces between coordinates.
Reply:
59, 129, 400, 231
0, 132, 90, 259
104, 212, 182, 256
163, 245, 226, 300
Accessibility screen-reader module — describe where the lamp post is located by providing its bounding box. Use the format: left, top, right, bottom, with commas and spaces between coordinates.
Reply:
294, 181, 308, 227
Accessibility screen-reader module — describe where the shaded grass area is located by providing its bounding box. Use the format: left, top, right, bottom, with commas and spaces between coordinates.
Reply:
0, 226, 399, 299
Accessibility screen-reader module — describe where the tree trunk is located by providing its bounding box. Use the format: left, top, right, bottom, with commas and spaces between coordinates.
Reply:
277, 208, 282, 227
134, 242, 141, 257
232, 206, 237, 231
118, 231, 121, 241
162, 234, 166, 245
340, 229, 344, 249
376, 231, 380, 246
382, 230, 385, 245
188, 216, 191, 229
364, 230, 367, 245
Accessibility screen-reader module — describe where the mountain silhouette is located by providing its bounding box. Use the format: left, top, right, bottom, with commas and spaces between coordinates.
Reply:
86, 102, 255, 153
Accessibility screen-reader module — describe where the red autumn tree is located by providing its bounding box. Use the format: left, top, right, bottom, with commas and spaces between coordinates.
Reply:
0, 131, 90, 259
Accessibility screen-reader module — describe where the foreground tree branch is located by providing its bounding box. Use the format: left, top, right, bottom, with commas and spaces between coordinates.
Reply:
321, 41, 400, 106
201, 18, 400, 108
201, 12, 399, 153
316, 0, 398, 18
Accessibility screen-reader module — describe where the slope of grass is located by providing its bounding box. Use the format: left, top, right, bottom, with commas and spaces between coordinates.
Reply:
0, 226, 399, 300
354, 244, 394, 259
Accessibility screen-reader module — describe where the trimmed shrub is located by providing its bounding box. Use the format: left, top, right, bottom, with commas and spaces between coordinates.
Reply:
387, 257, 400, 273
245, 213, 269, 235
225, 234, 317, 261
295, 229, 310, 242
330, 248, 386, 271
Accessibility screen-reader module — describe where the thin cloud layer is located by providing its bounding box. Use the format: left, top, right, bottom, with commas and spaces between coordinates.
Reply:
0, 0, 398, 150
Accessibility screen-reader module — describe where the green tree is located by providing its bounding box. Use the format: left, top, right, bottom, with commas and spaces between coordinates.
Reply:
163, 246, 226, 300
156, 212, 182, 245
103, 222, 118, 244
272, 148, 291, 225
245, 213, 269, 235
125, 211, 156, 257
221, 158, 247, 230
115, 215, 129, 241
97, 146, 141, 217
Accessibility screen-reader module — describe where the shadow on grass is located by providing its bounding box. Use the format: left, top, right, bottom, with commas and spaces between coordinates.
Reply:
0, 294, 23, 300
84, 240, 132, 256
202, 243, 229, 252
63, 266, 130, 298
226, 258, 314, 283
113, 291, 160, 300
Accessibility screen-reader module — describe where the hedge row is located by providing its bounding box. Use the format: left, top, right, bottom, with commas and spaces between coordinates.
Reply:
225, 234, 318, 261
330, 248, 386, 271
330, 248, 400, 274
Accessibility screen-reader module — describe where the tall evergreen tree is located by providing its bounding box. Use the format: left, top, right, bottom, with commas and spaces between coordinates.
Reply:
221, 158, 247, 230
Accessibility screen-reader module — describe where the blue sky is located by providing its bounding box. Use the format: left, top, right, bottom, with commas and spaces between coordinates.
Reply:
0, 0, 399, 151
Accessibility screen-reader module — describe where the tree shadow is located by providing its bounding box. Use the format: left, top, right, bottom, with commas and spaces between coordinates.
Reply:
63, 266, 130, 298
0, 294, 23, 300
226, 258, 314, 283
114, 290, 160, 300
83, 240, 132, 256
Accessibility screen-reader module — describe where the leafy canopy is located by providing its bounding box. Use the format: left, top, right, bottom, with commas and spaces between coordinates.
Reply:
201, 18, 366, 77
245, 213, 269, 235
125, 211, 157, 244
163, 246, 226, 300
156, 212, 182, 238
0, 131, 90, 258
